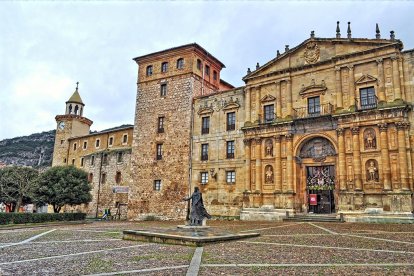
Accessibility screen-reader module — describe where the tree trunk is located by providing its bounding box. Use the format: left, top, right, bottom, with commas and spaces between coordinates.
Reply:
53, 205, 61, 213
14, 197, 22, 213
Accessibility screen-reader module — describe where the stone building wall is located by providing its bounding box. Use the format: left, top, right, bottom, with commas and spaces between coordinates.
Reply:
192, 88, 245, 217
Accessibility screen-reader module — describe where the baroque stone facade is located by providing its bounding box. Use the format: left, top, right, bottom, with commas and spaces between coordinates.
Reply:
128, 27, 414, 221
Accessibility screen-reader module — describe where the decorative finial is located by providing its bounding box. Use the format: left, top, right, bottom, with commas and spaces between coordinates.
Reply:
375, 23, 380, 39
390, 30, 395, 41
310, 31, 315, 39
277, 50, 280, 57
336, 21, 341, 38
76, 82, 79, 91
347, 22, 352, 39
247, 68, 251, 74
285, 45, 289, 52
256, 62, 260, 70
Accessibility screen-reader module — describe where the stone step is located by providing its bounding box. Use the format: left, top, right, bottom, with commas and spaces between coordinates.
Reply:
284, 215, 343, 223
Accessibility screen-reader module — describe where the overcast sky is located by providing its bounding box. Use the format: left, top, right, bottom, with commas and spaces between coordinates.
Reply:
0, 1, 413, 140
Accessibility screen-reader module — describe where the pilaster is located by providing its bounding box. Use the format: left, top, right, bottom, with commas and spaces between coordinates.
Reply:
351, 127, 362, 190
274, 135, 282, 192
376, 58, 386, 102
244, 138, 252, 192
286, 134, 294, 193
336, 128, 346, 191
335, 67, 343, 109
378, 123, 391, 190
255, 138, 262, 191
396, 122, 410, 190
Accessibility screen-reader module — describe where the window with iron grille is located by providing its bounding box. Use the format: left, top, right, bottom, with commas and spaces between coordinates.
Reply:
226, 112, 236, 131
360, 87, 377, 110
160, 83, 167, 97
146, 65, 153, 76
154, 180, 161, 191
156, 144, 163, 160
264, 104, 275, 122
161, 62, 168, 73
226, 171, 236, 184
227, 140, 235, 159
201, 144, 208, 161
201, 116, 210, 134
177, 58, 184, 69
201, 172, 208, 184
158, 117, 165, 133
308, 96, 320, 116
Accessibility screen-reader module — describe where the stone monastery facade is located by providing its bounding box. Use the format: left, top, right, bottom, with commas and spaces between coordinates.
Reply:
53, 23, 414, 221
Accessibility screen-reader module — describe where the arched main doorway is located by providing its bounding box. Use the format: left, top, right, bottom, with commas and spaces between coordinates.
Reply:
296, 136, 337, 214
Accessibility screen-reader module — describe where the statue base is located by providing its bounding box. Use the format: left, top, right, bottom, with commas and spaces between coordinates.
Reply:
177, 225, 210, 229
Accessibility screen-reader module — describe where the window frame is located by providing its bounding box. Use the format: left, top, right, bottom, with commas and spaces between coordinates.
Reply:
176, 58, 184, 69
102, 153, 108, 165
146, 65, 153, 76
83, 141, 88, 150
156, 143, 163, 160
201, 116, 210, 134
226, 140, 235, 159
108, 136, 114, 146
201, 143, 209, 161
197, 59, 202, 70
359, 86, 377, 110
213, 70, 217, 80
158, 116, 165, 133
226, 112, 236, 131
117, 152, 123, 163
226, 171, 236, 184
122, 134, 128, 144
80, 157, 84, 167
264, 104, 275, 122
201, 172, 209, 185
115, 171, 122, 184
161, 62, 168, 73
307, 96, 321, 116
154, 180, 162, 191
95, 139, 100, 148
160, 83, 167, 97
101, 173, 107, 184
91, 155, 95, 166
205, 65, 210, 76
73, 143, 77, 151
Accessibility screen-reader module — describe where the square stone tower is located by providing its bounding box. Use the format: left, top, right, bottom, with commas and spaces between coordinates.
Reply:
128, 44, 228, 220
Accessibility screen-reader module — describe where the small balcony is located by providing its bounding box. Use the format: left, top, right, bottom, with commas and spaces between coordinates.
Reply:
293, 103, 334, 119
356, 95, 378, 111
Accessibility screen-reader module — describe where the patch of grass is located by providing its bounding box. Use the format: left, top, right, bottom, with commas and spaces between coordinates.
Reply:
85, 257, 113, 274
202, 252, 226, 264
104, 231, 122, 239
131, 252, 193, 263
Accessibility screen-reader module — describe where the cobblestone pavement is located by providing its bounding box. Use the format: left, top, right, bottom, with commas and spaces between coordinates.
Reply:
1, 220, 414, 275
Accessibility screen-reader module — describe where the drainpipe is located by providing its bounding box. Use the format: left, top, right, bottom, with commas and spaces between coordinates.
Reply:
187, 82, 196, 221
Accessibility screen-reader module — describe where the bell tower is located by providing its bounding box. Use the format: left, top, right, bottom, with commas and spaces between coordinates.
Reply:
52, 82, 93, 167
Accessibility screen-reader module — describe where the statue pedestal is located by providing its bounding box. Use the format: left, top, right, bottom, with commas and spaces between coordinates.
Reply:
177, 225, 210, 229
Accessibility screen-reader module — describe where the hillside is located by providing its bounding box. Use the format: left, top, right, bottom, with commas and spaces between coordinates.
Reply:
0, 130, 55, 168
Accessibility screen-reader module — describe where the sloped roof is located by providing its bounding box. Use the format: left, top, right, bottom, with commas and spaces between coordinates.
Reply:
66, 89, 84, 105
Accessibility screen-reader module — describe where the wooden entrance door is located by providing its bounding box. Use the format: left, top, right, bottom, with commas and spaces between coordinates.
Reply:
306, 166, 335, 214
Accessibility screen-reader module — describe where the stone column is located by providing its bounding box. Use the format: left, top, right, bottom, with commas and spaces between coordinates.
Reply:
335, 67, 343, 109
337, 128, 346, 191
276, 82, 282, 118
376, 59, 386, 102
286, 133, 294, 192
396, 122, 410, 190
244, 139, 251, 192
245, 88, 251, 122
378, 123, 391, 190
255, 86, 261, 122
348, 65, 355, 108
286, 80, 293, 117
255, 138, 262, 192
274, 135, 282, 192
351, 127, 362, 190
392, 56, 402, 100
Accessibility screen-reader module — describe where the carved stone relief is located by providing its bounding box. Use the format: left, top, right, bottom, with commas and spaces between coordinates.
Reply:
365, 159, 379, 182
299, 137, 336, 161
265, 139, 273, 157
265, 165, 274, 184
304, 42, 320, 64
364, 128, 377, 150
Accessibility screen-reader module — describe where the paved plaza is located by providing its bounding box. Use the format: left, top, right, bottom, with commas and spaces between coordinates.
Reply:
1, 220, 414, 275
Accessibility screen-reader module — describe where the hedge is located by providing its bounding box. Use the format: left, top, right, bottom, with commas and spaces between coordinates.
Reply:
0, 213, 86, 225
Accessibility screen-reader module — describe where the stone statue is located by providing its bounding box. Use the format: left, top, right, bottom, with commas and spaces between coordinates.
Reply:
265, 139, 273, 156
183, 187, 211, 226
265, 165, 273, 183
367, 160, 378, 182
364, 129, 377, 149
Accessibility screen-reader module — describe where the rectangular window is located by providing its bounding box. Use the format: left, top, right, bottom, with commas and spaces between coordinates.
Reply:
160, 83, 167, 97
360, 87, 377, 110
227, 140, 235, 159
205, 65, 210, 76
201, 172, 208, 184
201, 116, 210, 134
123, 134, 128, 144
103, 154, 108, 165
83, 141, 87, 150
154, 180, 161, 191
226, 112, 236, 131
80, 157, 84, 167
101, 173, 107, 184
158, 117, 165, 133
307, 96, 320, 116
73, 143, 77, 151
201, 144, 208, 161
197, 59, 202, 70
115, 171, 122, 184
226, 171, 236, 184
156, 143, 163, 160
109, 137, 114, 146
146, 65, 153, 76
117, 152, 123, 163
91, 155, 95, 166
177, 58, 184, 69
213, 70, 217, 80
96, 139, 100, 148
264, 104, 275, 122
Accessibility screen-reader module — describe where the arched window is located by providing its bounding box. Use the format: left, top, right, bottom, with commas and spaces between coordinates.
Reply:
68, 104, 72, 114
88, 173, 93, 183
115, 171, 122, 184
146, 65, 153, 76
80, 107, 83, 116
74, 105, 79, 115
197, 59, 202, 70
176, 58, 184, 69
161, 62, 168, 73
